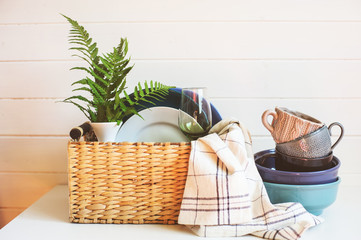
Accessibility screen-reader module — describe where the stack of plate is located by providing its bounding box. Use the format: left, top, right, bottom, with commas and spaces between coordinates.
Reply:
116, 88, 222, 142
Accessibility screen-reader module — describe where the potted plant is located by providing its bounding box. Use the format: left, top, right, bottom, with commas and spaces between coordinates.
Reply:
62, 15, 173, 142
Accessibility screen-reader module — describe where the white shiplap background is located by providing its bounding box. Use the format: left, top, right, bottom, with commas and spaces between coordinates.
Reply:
1, 0, 361, 228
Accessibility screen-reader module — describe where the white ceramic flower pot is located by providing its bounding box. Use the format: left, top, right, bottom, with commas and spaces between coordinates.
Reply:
91, 122, 122, 142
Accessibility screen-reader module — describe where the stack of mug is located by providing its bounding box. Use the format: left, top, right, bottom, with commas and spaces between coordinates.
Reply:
262, 107, 344, 172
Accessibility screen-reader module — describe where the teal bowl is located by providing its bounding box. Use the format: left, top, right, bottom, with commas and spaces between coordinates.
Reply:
263, 178, 341, 215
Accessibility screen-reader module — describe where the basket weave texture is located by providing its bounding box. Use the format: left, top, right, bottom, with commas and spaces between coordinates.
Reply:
68, 141, 190, 224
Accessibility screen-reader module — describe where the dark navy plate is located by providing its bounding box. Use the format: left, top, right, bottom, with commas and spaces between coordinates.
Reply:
122, 87, 222, 126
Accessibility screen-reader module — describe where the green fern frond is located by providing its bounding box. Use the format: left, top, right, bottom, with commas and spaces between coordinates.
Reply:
123, 91, 135, 105
71, 78, 88, 86
70, 67, 92, 75
62, 14, 98, 64
144, 81, 150, 94
62, 14, 174, 124
63, 100, 90, 120
124, 81, 174, 107
72, 87, 92, 93
63, 95, 92, 105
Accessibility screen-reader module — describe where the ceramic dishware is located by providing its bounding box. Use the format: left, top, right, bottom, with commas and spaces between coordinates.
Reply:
262, 107, 324, 143
115, 107, 190, 142
122, 88, 222, 127
276, 122, 344, 158
264, 178, 341, 215
275, 149, 333, 172
254, 149, 340, 185
178, 88, 212, 140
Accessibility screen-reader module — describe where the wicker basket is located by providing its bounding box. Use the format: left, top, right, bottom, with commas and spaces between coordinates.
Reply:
68, 141, 191, 224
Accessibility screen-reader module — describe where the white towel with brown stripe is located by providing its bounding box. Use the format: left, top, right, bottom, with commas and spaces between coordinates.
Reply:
177, 119, 323, 239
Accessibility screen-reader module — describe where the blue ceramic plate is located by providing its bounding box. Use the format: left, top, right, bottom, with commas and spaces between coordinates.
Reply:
122, 87, 222, 126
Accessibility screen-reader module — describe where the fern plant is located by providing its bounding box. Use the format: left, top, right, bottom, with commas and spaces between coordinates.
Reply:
62, 15, 173, 124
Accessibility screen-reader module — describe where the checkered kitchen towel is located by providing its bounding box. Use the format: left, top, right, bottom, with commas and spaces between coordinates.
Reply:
178, 119, 323, 239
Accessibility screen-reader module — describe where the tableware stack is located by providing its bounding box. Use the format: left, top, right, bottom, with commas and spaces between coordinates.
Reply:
255, 107, 344, 215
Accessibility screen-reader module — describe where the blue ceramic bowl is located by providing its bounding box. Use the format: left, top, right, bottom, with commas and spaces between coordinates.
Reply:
264, 178, 341, 215
255, 149, 340, 185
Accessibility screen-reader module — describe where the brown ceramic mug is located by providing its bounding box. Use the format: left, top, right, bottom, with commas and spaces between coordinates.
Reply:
262, 107, 324, 143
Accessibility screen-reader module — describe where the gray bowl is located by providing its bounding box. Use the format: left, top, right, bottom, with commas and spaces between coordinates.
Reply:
276, 122, 344, 158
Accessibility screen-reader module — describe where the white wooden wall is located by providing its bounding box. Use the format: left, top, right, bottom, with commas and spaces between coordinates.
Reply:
1, 0, 361, 228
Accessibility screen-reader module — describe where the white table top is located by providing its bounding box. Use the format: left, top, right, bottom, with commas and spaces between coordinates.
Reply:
0, 185, 360, 240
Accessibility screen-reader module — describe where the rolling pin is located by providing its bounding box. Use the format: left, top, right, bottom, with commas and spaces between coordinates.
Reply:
69, 122, 92, 141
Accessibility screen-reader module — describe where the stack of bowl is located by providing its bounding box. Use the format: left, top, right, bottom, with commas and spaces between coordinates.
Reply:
256, 107, 344, 215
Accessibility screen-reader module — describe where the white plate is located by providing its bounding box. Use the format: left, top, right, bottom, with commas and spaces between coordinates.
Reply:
115, 107, 190, 142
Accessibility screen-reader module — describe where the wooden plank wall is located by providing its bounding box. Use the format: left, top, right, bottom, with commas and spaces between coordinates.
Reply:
1, 0, 360, 228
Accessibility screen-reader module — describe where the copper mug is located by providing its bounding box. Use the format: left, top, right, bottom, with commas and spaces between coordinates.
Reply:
262, 107, 324, 143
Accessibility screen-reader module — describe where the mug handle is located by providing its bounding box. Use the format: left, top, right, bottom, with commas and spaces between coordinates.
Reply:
262, 109, 278, 134
328, 122, 344, 150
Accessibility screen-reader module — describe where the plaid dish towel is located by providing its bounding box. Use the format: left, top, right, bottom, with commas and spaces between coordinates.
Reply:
177, 119, 323, 239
